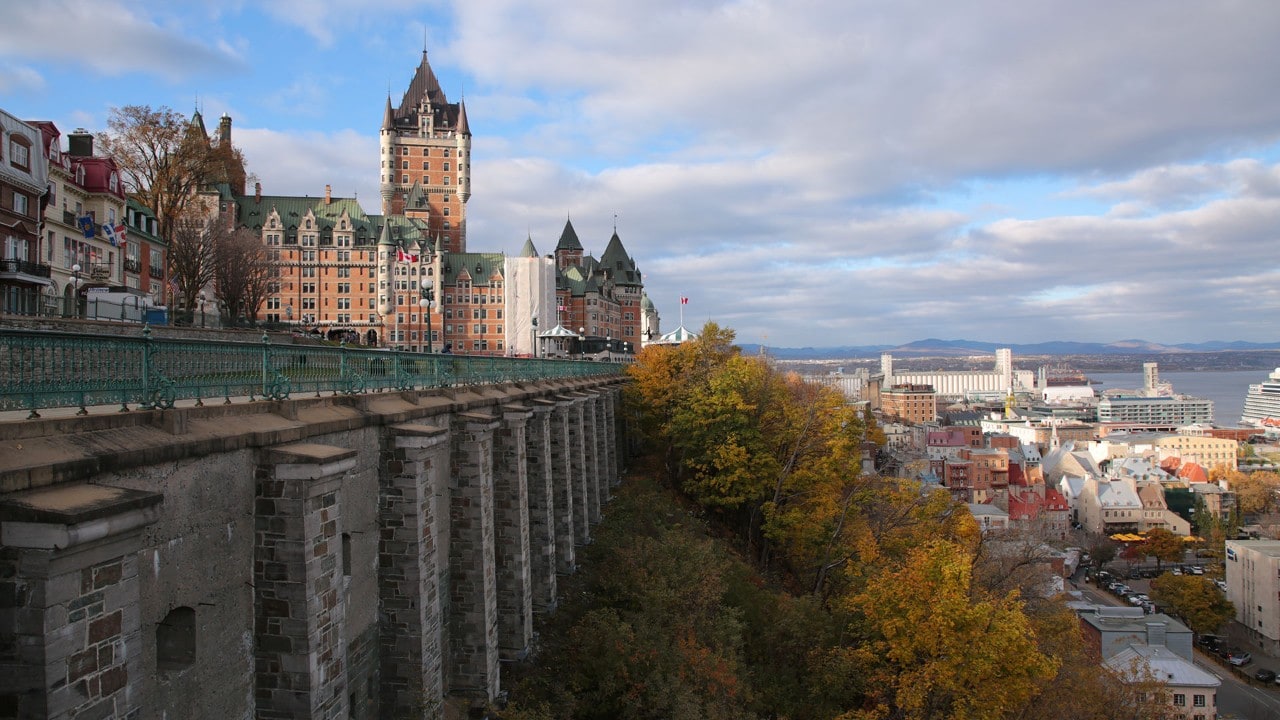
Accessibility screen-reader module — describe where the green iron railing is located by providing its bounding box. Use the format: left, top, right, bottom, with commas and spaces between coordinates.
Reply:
0, 328, 625, 419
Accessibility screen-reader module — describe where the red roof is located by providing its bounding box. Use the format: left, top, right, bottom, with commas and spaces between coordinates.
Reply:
1178, 462, 1209, 484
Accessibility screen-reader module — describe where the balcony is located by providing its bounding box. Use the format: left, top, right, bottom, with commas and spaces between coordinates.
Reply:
63, 210, 76, 225
149, 265, 165, 280
0, 258, 53, 280
124, 258, 143, 274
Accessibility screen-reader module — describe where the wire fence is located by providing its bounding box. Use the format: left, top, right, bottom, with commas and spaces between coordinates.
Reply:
0, 327, 624, 419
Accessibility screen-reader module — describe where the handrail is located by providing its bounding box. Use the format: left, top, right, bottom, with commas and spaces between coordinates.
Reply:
0, 328, 624, 419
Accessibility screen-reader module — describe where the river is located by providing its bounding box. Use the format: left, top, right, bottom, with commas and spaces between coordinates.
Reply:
1089, 370, 1268, 427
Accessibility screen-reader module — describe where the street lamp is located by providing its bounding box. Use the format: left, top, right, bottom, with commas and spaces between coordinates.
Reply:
531, 315, 538, 358
198, 291, 206, 328
418, 295, 433, 353
70, 263, 81, 318
578, 326, 585, 358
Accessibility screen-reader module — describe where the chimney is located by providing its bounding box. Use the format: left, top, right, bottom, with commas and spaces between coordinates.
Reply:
1145, 622, 1167, 648
254, 182, 262, 203
68, 129, 94, 157
324, 184, 332, 204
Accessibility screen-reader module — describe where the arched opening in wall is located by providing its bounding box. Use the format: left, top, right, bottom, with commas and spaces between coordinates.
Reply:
156, 606, 196, 672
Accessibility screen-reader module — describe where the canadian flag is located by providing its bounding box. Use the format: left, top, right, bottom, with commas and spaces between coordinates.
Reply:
116, 224, 126, 244
396, 248, 419, 263
680, 296, 689, 305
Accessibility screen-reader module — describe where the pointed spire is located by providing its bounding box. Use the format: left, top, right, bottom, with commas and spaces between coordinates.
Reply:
457, 99, 470, 136
378, 219, 394, 246
556, 217, 583, 251
520, 235, 539, 258
382, 95, 394, 130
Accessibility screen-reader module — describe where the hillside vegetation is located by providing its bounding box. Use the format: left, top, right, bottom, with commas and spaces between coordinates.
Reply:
498, 323, 1172, 720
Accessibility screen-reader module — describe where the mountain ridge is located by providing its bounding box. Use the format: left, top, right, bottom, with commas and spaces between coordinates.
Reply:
743, 338, 1280, 360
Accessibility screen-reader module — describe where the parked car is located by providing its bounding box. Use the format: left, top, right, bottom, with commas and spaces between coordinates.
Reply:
1228, 651, 1253, 666
1191, 566, 1205, 575
1171, 568, 1182, 575
1197, 634, 1222, 650
1215, 579, 1228, 591
1128, 596, 1144, 606
1255, 668, 1276, 683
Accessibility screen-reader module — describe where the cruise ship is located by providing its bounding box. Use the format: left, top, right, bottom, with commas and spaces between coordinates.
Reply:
1240, 368, 1280, 429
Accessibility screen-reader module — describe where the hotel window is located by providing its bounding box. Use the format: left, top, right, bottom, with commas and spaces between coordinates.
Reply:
401, 147, 408, 156
422, 148, 429, 156
402, 175, 408, 183
12, 193, 27, 216
422, 162, 429, 170
401, 161, 408, 169
443, 162, 450, 171
443, 177, 450, 185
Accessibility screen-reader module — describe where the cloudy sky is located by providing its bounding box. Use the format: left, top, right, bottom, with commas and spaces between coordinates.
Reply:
4, 0, 1280, 348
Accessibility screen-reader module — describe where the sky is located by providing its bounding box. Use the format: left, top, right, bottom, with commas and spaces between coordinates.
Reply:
4, 0, 1280, 348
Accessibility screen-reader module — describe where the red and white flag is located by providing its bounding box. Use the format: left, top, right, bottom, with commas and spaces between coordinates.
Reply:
115, 224, 126, 244
396, 248, 419, 263
680, 296, 689, 305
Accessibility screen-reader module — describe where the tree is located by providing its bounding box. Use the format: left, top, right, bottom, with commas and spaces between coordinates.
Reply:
213, 224, 274, 327
1149, 574, 1234, 635
1142, 528, 1185, 570
839, 539, 1057, 720
1086, 536, 1117, 571
168, 210, 219, 325
1229, 470, 1280, 516
98, 105, 228, 243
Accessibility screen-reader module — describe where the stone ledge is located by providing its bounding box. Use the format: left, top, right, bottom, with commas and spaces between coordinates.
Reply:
0, 484, 163, 525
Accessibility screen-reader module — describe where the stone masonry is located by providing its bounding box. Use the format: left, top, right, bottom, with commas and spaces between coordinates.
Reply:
254, 444, 353, 720
0, 376, 626, 719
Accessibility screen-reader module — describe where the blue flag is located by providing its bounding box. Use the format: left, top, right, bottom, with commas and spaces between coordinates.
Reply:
77, 214, 95, 239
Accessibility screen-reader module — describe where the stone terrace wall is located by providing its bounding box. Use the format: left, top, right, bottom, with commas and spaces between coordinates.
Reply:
0, 378, 626, 720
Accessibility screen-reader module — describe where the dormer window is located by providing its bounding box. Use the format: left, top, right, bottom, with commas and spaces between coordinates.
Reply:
75, 166, 85, 184
109, 172, 118, 192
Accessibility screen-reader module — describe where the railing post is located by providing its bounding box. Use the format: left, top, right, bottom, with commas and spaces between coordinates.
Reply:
261, 332, 271, 400
141, 325, 153, 409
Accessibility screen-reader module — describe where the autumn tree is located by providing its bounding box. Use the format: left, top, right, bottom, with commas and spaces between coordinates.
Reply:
1142, 528, 1185, 570
98, 105, 230, 243
1149, 574, 1234, 635
213, 224, 274, 327
1229, 470, 1280, 515
838, 539, 1057, 720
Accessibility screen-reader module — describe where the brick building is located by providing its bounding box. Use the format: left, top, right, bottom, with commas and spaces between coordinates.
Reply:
244, 51, 646, 353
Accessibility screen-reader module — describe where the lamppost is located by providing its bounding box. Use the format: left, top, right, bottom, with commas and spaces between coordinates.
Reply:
286, 305, 293, 326
578, 326, 585, 358
418, 294, 434, 353
198, 291, 206, 328
70, 263, 81, 318
531, 315, 538, 358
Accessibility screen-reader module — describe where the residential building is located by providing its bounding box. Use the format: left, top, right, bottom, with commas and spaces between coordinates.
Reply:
0, 108, 50, 315
1225, 540, 1280, 656
1136, 481, 1191, 536
880, 383, 937, 424
1078, 476, 1143, 535
1097, 395, 1215, 431
1103, 645, 1219, 720
967, 503, 1009, 532
1077, 605, 1194, 662
26, 124, 128, 316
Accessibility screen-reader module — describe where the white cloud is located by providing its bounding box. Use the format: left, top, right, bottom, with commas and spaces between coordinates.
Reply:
0, 0, 245, 81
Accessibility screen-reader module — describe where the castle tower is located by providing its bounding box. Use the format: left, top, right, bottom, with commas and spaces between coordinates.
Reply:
379, 50, 472, 253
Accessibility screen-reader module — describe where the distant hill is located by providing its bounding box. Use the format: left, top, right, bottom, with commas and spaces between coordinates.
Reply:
744, 338, 1280, 360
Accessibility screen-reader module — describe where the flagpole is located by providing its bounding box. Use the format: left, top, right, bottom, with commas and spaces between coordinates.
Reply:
679, 295, 684, 328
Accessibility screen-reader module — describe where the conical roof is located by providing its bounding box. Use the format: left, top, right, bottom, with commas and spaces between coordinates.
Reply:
556, 218, 583, 251
457, 99, 470, 136
520, 236, 539, 257
398, 50, 447, 116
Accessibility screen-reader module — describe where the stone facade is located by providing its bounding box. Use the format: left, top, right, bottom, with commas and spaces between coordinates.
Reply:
0, 377, 625, 719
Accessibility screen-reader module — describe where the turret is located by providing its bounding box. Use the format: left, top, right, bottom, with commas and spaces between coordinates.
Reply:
376, 220, 396, 316
457, 100, 471, 203
380, 95, 395, 216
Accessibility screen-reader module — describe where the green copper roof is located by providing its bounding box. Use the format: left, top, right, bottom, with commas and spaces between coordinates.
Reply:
556, 218, 583, 251
520, 236, 539, 257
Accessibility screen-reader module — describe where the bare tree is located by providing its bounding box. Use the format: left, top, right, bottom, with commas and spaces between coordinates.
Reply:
213, 226, 273, 327
168, 210, 221, 325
